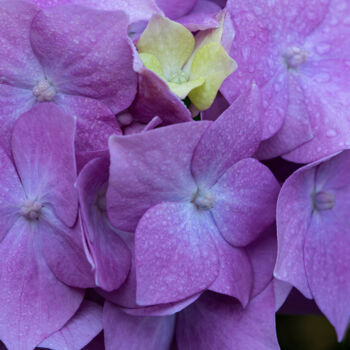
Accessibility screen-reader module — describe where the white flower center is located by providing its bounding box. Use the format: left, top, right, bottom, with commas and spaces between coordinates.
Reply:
313, 191, 335, 211
32, 79, 56, 102
283, 46, 307, 69
192, 188, 215, 211
20, 199, 42, 221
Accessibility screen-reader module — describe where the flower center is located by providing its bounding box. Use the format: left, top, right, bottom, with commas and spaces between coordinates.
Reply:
192, 188, 215, 211
20, 199, 42, 221
168, 70, 189, 84
283, 46, 307, 69
32, 79, 56, 102
313, 191, 335, 211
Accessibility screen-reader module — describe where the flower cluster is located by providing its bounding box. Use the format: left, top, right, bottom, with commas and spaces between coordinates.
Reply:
0, 0, 349, 349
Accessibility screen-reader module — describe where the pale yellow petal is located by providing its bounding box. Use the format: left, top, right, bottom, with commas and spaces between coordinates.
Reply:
139, 52, 165, 78
168, 77, 205, 99
189, 41, 237, 110
136, 14, 195, 79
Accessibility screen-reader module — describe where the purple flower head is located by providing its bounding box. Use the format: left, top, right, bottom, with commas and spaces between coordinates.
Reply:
103, 226, 281, 350
0, 0, 136, 160
107, 85, 280, 306
222, 0, 350, 162
0, 103, 93, 349
275, 150, 350, 340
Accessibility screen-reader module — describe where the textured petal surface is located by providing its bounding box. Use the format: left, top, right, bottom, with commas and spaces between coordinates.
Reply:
274, 161, 318, 299
247, 225, 277, 298
0, 149, 25, 242
30, 5, 137, 113
78, 156, 131, 291
104, 302, 175, 350
304, 151, 350, 340
211, 158, 280, 247
177, 284, 279, 350
129, 68, 192, 125
191, 85, 261, 187
208, 234, 253, 306
107, 121, 210, 232
137, 15, 194, 78
39, 301, 103, 350
0, 219, 83, 350
155, 0, 196, 19
0, 0, 43, 88
41, 214, 95, 288
12, 103, 77, 227
57, 94, 122, 156
189, 42, 236, 110
135, 202, 220, 305
178, 0, 220, 31
0, 85, 35, 156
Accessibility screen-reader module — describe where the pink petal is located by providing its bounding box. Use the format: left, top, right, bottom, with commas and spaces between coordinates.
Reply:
192, 84, 262, 187
0, 0, 43, 87
130, 68, 192, 125
12, 103, 78, 227
0, 219, 83, 350
77, 156, 131, 292
39, 301, 103, 350
211, 158, 280, 247
155, 0, 197, 19
107, 121, 210, 232
135, 202, 220, 305
30, 5, 137, 113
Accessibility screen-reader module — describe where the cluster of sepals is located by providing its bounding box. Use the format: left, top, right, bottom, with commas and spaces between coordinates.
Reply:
0, 0, 349, 349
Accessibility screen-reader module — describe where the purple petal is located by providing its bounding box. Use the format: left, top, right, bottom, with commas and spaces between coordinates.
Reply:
130, 68, 192, 125
155, 0, 197, 19
135, 202, 220, 305
208, 234, 253, 306
178, 0, 220, 31
304, 151, 350, 340
0, 219, 83, 350
210, 158, 280, 247
39, 301, 103, 350
247, 225, 277, 298
177, 284, 279, 350
107, 121, 210, 232
41, 214, 95, 288
256, 74, 313, 159
11, 103, 77, 227
57, 94, 122, 157
77, 156, 131, 291
0, 149, 25, 241
0, 0, 43, 87
104, 302, 175, 350
30, 5, 137, 113
191, 84, 261, 187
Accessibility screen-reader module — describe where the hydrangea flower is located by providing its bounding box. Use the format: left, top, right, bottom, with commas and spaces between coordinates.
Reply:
0, 103, 93, 349
221, 0, 350, 162
137, 14, 236, 110
0, 0, 136, 159
102, 227, 280, 350
107, 86, 280, 305
275, 150, 350, 340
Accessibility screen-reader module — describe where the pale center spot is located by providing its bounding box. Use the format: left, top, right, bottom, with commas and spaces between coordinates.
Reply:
20, 199, 42, 221
32, 79, 56, 102
313, 191, 335, 211
168, 70, 189, 84
192, 188, 215, 211
283, 46, 307, 69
